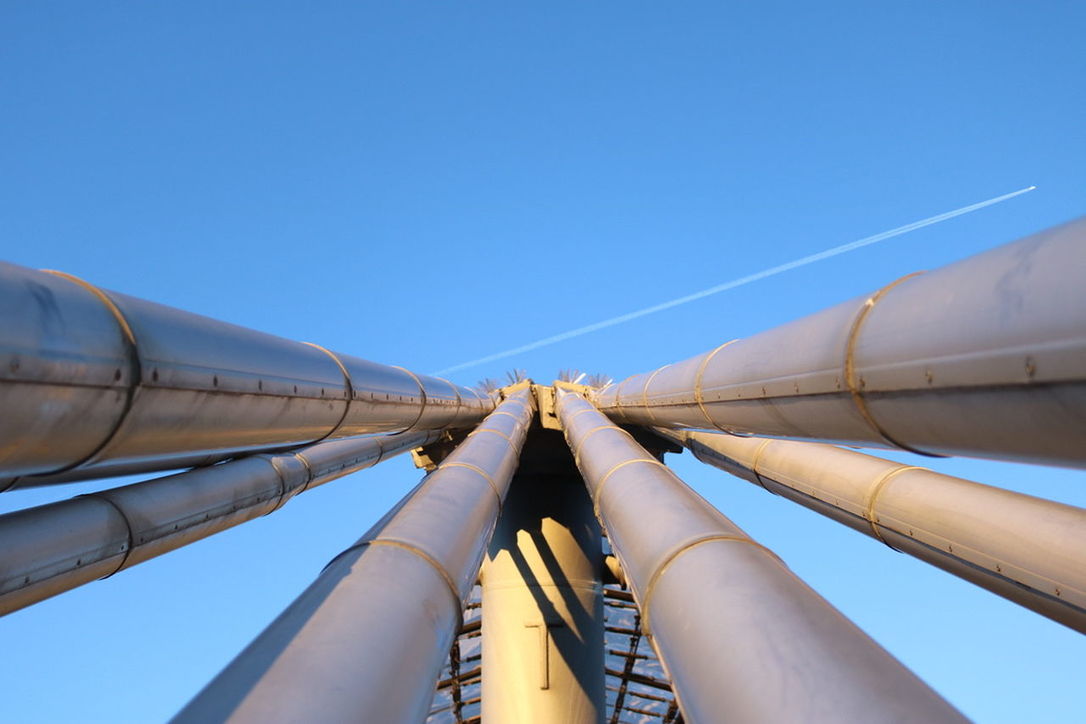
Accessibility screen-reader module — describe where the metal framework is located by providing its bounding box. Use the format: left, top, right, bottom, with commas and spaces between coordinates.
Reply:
1, 217, 1085, 722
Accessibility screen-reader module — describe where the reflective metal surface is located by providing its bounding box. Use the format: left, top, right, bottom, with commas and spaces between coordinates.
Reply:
664, 428, 1086, 633
173, 391, 534, 724
0, 430, 439, 616
0, 262, 494, 488
556, 390, 967, 724
595, 217, 1086, 468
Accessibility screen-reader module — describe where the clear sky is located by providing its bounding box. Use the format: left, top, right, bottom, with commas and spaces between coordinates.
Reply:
2, 3, 1084, 722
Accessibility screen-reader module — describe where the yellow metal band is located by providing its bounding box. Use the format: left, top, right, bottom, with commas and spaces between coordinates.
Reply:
862, 465, 926, 551
694, 339, 739, 432
843, 272, 927, 454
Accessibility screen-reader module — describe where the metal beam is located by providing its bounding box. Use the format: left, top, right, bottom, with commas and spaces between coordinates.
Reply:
173, 390, 534, 724
594, 217, 1086, 468
0, 261, 493, 488
662, 428, 1086, 632
0, 430, 440, 616
556, 390, 967, 724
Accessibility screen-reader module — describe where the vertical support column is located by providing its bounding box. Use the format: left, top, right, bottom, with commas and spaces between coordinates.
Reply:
481, 428, 604, 724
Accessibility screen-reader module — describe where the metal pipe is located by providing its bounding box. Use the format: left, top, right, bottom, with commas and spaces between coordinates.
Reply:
0, 430, 441, 616
556, 390, 967, 724
594, 217, 1086, 468
0, 261, 494, 487
173, 391, 535, 724
662, 428, 1086, 633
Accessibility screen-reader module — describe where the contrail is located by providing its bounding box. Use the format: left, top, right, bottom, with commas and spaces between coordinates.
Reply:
432, 185, 1036, 376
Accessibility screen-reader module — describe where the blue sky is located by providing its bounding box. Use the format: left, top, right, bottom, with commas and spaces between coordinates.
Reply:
2, 3, 1084, 721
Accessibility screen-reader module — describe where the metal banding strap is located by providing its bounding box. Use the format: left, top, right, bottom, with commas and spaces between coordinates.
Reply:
78, 492, 136, 578
567, 406, 600, 424
639, 534, 785, 635
592, 458, 671, 512
862, 465, 925, 551
748, 438, 778, 495
302, 343, 354, 443
440, 461, 505, 512
435, 376, 463, 426
694, 340, 739, 432
843, 272, 930, 455
393, 365, 429, 432
640, 365, 670, 424
467, 427, 513, 443
574, 424, 636, 455
326, 539, 466, 631
267, 452, 313, 510
613, 376, 640, 422
33, 270, 143, 478
372, 434, 387, 467
573, 425, 637, 469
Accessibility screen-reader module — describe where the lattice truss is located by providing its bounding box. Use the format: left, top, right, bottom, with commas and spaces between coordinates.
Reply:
1, 218, 1084, 722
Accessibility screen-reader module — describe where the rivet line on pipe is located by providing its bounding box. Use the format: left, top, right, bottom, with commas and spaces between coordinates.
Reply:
843, 272, 929, 455
639, 534, 786, 635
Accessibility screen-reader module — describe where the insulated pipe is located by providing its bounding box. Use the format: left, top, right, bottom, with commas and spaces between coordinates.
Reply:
594, 217, 1086, 468
556, 391, 967, 724
0, 261, 494, 487
660, 428, 1086, 633
0, 430, 441, 616
173, 391, 535, 724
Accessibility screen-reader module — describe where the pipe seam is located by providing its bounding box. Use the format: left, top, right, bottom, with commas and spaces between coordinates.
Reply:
393, 365, 430, 432
485, 411, 521, 422
573, 425, 638, 469
330, 539, 466, 631
467, 428, 512, 443
302, 343, 354, 443
641, 365, 670, 424
748, 438, 778, 495
861, 465, 928, 551
440, 461, 505, 513
693, 340, 738, 432
843, 272, 929, 455
76, 492, 136, 578
639, 533, 785, 635
436, 376, 463, 428
592, 458, 671, 513
35, 270, 143, 478
267, 453, 311, 512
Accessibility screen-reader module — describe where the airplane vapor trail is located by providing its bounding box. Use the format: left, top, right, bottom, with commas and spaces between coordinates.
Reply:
432, 185, 1036, 376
